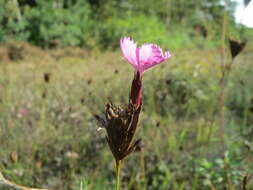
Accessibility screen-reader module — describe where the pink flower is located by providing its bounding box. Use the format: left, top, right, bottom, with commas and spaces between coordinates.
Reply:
18, 107, 28, 117
120, 37, 171, 109
120, 37, 171, 73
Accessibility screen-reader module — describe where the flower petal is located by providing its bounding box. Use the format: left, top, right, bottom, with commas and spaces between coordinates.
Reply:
120, 37, 138, 69
138, 44, 171, 72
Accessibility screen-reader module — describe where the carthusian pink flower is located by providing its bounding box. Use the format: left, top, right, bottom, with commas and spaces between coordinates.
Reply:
120, 37, 171, 73
120, 37, 171, 109
96, 37, 171, 190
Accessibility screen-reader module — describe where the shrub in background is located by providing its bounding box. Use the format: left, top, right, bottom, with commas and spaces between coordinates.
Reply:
97, 15, 170, 50
0, 0, 247, 50
24, 0, 94, 47
0, 0, 29, 42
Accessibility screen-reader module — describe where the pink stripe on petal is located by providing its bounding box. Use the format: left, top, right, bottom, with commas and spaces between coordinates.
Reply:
135, 47, 140, 71
120, 37, 138, 69
138, 44, 171, 72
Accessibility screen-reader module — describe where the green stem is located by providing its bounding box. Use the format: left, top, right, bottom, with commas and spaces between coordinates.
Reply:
115, 160, 122, 190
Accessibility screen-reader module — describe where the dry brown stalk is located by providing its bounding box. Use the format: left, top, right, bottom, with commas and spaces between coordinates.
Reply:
0, 171, 52, 190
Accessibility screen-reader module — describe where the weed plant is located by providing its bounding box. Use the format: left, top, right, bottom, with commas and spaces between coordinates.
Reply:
0, 43, 253, 189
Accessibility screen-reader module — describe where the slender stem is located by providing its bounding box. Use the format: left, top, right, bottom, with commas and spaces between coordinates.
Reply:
206, 5, 228, 148
115, 160, 122, 190
140, 146, 147, 189
219, 5, 227, 150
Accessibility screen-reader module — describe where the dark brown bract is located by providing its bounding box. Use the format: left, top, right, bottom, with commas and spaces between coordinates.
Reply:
229, 39, 246, 59
95, 102, 141, 161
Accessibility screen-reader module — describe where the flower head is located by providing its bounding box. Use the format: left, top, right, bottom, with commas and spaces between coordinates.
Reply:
120, 37, 171, 73
94, 102, 141, 161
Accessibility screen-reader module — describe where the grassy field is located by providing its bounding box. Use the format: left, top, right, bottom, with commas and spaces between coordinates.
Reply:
0, 42, 253, 190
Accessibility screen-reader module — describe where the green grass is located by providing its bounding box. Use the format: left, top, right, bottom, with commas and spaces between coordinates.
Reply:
0, 43, 253, 189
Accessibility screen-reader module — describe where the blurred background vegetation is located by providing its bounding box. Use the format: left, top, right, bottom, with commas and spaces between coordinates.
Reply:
0, 0, 251, 49
0, 0, 253, 190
